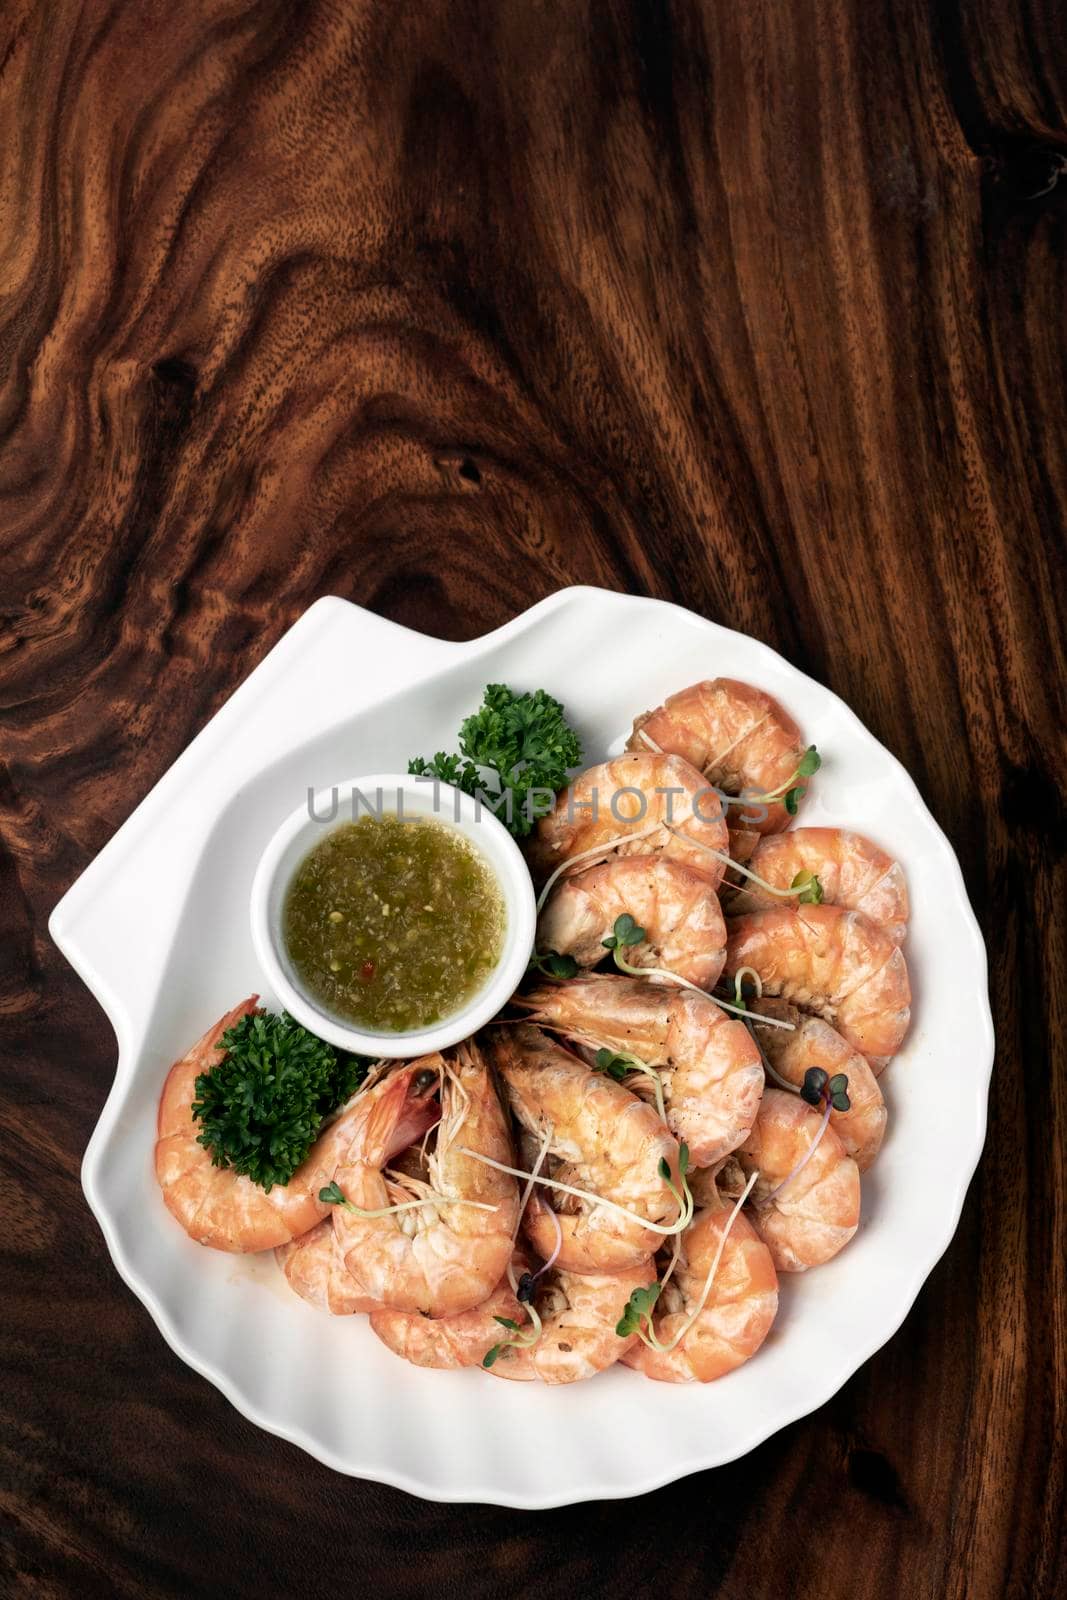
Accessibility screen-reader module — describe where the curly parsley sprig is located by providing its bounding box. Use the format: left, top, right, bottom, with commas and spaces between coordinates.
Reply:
409, 683, 583, 839
191, 1011, 369, 1192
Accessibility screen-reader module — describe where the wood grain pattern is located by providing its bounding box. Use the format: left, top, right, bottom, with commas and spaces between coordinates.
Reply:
1, 1, 1065, 1595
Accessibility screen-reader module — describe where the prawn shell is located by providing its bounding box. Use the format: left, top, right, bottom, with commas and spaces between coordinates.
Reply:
520, 974, 763, 1168
726, 827, 909, 945
724, 904, 911, 1070
525, 752, 729, 887
536, 854, 726, 990
370, 1258, 527, 1369
739, 1089, 861, 1271
751, 998, 887, 1170
277, 1219, 380, 1314
622, 1207, 778, 1383
490, 1024, 681, 1274
628, 678, 809, 834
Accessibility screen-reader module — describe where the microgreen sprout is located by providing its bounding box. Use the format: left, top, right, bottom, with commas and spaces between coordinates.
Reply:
783, 747, 821, 813
762, 1101, 833, 1202
615, 1284, 662, 1338
729, 965, 763, 1013
483, 1124, 558, 1369
799, 1067, 827, 1107
789, 869, 824, 903
599, 933, 795, 1032
830, 1074, 851, 1113
601, 913, 646, 960
704, 983, 792, 1026
509, 1121, 555, 1254
759, 1068, 851, 1205
529, 949, 580, 980
659, 1141, 694, 1232
799, 1067, 851, 1113
742, 1015, 797, 1093
540, 878, 793, 1035
483, 1302, 544, 1368
616, 1170, 760, 1350
597, 909, 794, 1029
701, 965, 797, 1029
458, 1147, 695, 1238
515, 1198, 563, 1302
318, 1179, 497, 1220
745, 1005, 854, 1105
593, 1046, 667, 1123
727, 745, 821, 814
663, 824, 823, 905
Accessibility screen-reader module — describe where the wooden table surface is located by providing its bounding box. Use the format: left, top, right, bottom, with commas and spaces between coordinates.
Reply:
2, 2, 1064, 1595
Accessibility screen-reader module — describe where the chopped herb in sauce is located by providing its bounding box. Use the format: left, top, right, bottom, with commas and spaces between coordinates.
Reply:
284, 814, 505, 1032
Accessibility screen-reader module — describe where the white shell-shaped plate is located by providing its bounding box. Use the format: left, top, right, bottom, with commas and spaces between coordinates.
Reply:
50, 587, 993, 1508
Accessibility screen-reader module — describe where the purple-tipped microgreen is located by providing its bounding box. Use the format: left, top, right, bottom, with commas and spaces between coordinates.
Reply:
762, 1100, 833, 1203
759, 1067, 853, 1205
798, 1066, 851, 1113
799, 1067, 828, 1107
828, 1072, 851, 1113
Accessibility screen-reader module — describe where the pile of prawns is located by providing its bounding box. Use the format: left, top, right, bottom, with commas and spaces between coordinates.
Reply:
156, 677, 910, 1385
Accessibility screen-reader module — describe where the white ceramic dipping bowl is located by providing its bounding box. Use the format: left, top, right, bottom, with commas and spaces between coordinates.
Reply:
250, 773, 536, 1057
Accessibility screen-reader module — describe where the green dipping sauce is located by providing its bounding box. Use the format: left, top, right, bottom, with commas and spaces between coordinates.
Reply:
283, 814, 506, 1032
